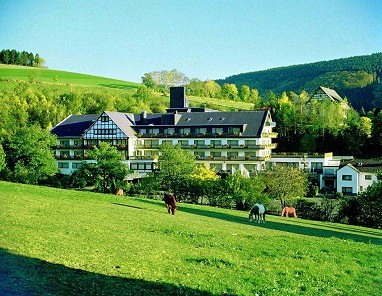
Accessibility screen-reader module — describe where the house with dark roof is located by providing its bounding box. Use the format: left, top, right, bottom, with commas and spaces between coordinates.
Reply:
309, 86, 350, 111
336, 159, 382, 195
50, 87, 278, 176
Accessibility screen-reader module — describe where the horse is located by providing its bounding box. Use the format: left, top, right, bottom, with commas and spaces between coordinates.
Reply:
281, 206, 297, 218
116, 189, 124, 196
163, 193, 177, 215
248, 204, 266, 223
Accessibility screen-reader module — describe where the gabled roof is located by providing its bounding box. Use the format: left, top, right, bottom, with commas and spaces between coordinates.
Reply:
50, 114, 99, 137
312, 86, 344, 102
104, 111, 136, 137
339, 158, 382, 173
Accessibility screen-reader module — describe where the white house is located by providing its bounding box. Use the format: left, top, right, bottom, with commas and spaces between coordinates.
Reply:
337, 160, 382, 195
268, 152, 353, 191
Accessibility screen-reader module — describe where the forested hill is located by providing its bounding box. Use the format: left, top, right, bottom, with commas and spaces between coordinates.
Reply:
216, 53, 382, 111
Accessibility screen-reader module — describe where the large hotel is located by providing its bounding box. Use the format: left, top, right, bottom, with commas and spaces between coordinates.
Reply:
51, 87, 277, 177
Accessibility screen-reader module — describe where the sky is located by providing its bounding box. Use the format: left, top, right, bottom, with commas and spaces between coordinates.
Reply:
1, 0, 381, 83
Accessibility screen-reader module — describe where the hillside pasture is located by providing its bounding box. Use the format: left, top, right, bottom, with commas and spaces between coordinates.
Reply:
0, 181, 381, 295
0, 64, 139, 89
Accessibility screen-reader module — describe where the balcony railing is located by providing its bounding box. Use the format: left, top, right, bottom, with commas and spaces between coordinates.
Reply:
136, 132, 242, 138
194, 156, 271, 161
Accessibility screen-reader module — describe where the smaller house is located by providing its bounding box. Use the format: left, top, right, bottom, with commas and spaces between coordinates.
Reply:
337, 159, 382, 195
309, 86, 350, 113
268, 152, 353, 192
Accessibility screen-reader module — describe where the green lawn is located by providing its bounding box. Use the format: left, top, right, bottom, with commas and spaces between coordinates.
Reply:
188, 95, 254, 111
1, 181, 381, 295
0, 64, 139, 89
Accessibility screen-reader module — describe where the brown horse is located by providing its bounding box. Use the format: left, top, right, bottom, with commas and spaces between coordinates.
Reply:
281, 206, 297, 218
163, 193, 177, 215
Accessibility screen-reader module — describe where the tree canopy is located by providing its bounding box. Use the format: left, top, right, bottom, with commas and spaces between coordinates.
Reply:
4, 125, 57, 184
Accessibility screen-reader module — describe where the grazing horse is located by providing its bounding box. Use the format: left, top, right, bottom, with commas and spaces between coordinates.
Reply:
163, 193, 177, 215
248, 204, 266, 223
116, 189, 124, 196
281, 206, 297, 218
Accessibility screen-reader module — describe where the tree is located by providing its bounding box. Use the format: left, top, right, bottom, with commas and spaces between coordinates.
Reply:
189, 165, 219, 204
157, 142, 196, 199
134, 85, 151, 102
225, 171, 266, 210
239, 85, 250, 102
357, 173, 382, 228
203, 80, 221, 98
221, 83, 238, 100
85, 142, 128, 193
141, 73, 156, 89
5, 125, 57, 184
264, 166, 308, 208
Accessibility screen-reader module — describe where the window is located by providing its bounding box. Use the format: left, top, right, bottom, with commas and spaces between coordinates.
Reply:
210, 140, 221, 146
342, 187, 353, 194
194, 140, 205, 146
58, 162, 69, 168
227, 140, 238, 146
212, 127, 223, 134
101, 116, 109, 122
228, 127, 241, 134
195, 127, 207, 134
342, 175, 352, 181
94, 129, 116, 135
72, 163, 82, 169
365, 175, 372, 180
177, 140, 189, 147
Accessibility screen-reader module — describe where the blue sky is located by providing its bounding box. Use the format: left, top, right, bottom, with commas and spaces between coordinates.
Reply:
1, 0, 381, 83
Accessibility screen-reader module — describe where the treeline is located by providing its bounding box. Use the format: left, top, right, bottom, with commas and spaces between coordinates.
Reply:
0, 49, 45, 67
216, 53, 382, 111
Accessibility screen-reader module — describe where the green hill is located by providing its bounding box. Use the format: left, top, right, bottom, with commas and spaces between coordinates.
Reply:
217, 53, 382, 111
0, 64, 140, 89
1, 181, 381, 295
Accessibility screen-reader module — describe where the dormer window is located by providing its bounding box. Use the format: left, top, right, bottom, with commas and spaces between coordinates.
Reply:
220, 117, 225, 121
207, 118, 213, 121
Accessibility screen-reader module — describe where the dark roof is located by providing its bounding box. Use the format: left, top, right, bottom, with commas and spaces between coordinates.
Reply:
50, 114, 99, 137
340, 158, 382, 173
51, 110, 270, 138
132, 110, 269, 137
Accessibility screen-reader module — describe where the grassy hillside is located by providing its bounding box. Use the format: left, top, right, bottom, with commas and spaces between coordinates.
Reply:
1, 181, 381, 295
0, 64, 140, 89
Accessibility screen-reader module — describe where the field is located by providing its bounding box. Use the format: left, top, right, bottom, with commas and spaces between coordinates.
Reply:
0, 64, 140, 89
1, 181, 381, 295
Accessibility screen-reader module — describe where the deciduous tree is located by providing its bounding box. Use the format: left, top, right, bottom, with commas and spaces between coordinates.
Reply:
157, 143, 196, 199
5, 125, 57, 184
264, 166, 308, 208
85, 142, 128, 193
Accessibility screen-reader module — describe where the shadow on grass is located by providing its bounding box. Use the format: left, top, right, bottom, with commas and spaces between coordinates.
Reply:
112, 202, 143, 210
0, 248, 214, 296
175, 203, 382, 245
98, 83, 137, 90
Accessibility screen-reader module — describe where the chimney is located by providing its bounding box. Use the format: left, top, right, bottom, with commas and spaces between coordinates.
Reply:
170, 86, 188, 108
140, 110, 147, 123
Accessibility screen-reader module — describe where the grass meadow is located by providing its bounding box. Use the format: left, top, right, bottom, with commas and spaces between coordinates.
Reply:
1, 181, 381, 295
0, 64, 140, 89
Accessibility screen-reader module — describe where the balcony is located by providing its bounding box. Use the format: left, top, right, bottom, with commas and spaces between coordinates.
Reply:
194, 156, 270, 161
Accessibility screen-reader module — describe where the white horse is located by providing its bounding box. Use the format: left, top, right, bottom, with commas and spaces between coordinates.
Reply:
248, 204, 266, 223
